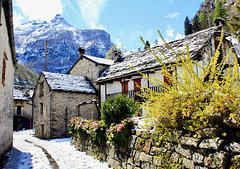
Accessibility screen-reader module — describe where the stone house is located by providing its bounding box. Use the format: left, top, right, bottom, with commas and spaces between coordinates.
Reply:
33, 72, 97, 139
67, 48, 114, 92
96, 19, 237, 115
0, 0, 17, 159
13, 85, 34, 130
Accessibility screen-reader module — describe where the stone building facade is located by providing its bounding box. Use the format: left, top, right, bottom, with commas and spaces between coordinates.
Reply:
0, 0, 17, 159
33, 72, 97, 139
13, 85, 34, 130
67, 51, 113, 92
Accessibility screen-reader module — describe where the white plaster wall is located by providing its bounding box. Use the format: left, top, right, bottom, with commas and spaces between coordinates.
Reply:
107, 81, 121, 94
0, 7, 15, 158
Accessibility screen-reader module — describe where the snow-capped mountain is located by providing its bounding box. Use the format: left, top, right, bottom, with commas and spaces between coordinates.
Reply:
15, 14, 113, 74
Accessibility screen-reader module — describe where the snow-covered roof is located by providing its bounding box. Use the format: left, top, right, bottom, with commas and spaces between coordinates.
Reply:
42, 72, 96, 94
83, 55, 114, 66
67, 55, 113, 74
14, 85, 34, 100
97, 27, 224, 82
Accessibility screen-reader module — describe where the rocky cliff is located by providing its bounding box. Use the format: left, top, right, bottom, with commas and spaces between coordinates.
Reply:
15, 14, 113, 74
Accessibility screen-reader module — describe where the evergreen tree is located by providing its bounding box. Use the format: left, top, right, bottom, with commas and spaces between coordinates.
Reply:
199, 11, 209, 30
184, 16, 193, 35
144, 40, 150, 49
192, 15, 200, 33
105, 45, 122, 60
230, 0, 240, 42
214, 0, 229, 21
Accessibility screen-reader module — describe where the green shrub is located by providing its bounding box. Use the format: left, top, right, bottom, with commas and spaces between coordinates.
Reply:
100, 94, 139, 127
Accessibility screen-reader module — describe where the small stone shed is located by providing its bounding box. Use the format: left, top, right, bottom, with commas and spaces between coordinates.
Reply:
13, 85, 34, 130
33, 72, 98, 139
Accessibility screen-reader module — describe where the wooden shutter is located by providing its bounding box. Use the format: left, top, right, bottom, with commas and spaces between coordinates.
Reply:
121, 81, 128, 93
163, 70, 173, 85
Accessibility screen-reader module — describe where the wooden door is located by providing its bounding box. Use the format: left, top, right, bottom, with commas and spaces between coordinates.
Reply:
121, 81, 128, 93
134, 78, 141, 91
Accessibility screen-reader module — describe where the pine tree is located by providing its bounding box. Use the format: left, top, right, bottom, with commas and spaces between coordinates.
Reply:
230, 0, 240, 42
184, 16, 193, 35
199, 11, 209, 30
214, 0, 229, 21
192, 15, 200, 33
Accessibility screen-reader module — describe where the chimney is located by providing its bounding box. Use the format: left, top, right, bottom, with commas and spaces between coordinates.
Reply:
213, 18, 226, 31
78, 47, 85, 57
113, 50, 122, 62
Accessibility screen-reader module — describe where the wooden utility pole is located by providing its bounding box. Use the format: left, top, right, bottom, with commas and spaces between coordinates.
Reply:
45, 40, 48, 71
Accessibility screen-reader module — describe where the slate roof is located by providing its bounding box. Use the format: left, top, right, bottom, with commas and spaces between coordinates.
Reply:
97, 27, 225, 83
83, 55, 114, 66
42, 72, 96, 94
67, 55, 114, 74
13, 85, 34, 100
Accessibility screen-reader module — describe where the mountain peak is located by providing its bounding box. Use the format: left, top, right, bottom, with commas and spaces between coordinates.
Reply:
53, 13, 64, 21
50, 14, 73, 27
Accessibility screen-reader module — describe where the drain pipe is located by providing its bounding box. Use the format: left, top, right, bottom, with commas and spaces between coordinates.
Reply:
49, 90, 52, 139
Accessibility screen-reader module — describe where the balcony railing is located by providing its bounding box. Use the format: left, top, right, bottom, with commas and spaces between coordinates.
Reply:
106, 86, 164, 101
14, 110, 32, 120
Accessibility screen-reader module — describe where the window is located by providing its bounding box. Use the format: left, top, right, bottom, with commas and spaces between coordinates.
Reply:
41, 124, 44, 136
40, 103, 43, 114
17, 106, 22, 116
39, 82, 44, 97
2, 57, 6, 85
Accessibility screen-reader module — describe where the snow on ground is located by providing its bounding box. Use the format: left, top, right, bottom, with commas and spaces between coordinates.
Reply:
3, 130, 111, 169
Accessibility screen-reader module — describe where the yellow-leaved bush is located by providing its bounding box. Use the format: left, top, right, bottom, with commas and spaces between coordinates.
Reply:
141, 30, 240, 136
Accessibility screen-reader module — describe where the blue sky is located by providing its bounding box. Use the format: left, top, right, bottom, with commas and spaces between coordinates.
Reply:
13, 0, 204, 51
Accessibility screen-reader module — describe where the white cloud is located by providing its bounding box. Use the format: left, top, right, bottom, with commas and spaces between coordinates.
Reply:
90, 22, 106, 30
175, 33, 183, 40
13, 0, 63, 22
115, 38, 122, 49
153, 38, 171, 46
77, 0, 108, 29
166, 12, 180, 18
166, 26, 174, 38
13, 11, 25, 27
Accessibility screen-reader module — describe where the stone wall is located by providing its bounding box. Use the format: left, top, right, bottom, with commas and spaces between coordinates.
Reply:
50, 91, 98, 138
0, 7, 15, 158
71, 128, 240, 169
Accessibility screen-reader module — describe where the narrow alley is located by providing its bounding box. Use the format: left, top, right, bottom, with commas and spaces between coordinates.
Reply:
2, 130, 111, 169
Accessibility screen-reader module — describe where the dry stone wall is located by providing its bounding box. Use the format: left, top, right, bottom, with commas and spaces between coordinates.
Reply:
71, 128, 240, 169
